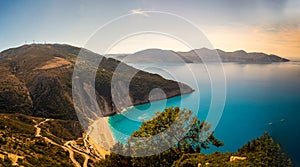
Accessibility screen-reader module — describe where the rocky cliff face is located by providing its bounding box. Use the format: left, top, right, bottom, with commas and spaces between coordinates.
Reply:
0, 66, 32, 114
0, 44, 194, 120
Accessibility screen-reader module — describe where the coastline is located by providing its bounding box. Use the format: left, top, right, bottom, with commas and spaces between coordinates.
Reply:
88, 117, 115, 158
119, 105, 134, 114
105, 88, 195, 116
89, 89, 195, 158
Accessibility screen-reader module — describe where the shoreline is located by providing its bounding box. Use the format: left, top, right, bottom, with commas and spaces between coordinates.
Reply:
88, 90, 195, 158
87, 117, 115, 158
105, 88, 195, 116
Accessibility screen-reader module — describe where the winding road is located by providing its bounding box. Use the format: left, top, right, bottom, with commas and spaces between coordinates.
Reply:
34, 119, 97, 167
34, 118, 50, 137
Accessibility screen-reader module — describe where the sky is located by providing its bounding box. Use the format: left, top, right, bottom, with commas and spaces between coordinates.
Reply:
0, 0, 299, 60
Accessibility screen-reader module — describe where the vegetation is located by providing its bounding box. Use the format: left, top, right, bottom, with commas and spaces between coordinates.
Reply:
39, 119, 83, 141
0, 66, 32, 115
0, 44, 193, 120
96, 107, 223, 167
96, 107, 292, 167
236, 132, 292, 166
0, 108, 293, 166
0, 113, 75, 166
172, 132, 292, 166
74, 152, 85, 165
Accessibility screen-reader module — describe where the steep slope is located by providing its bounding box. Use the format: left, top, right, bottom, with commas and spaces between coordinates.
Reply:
0, 44, 78, 119
0, 44, 194, 120
0, 113, 91, 166
0, 66, 32, 115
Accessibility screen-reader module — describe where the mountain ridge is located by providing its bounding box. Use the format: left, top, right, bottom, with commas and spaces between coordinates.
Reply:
107, 47, 289, 63
0, 44, 194, 120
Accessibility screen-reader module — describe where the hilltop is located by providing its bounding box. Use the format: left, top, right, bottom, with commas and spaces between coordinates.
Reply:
0, 44, 194, 120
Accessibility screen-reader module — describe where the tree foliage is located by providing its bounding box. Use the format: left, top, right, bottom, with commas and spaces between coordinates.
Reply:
172, 132, 293, 167
97, 107, 293, 167
97, 107, 223, 167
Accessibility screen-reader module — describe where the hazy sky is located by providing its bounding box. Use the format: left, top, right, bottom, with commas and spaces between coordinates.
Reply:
0, 0, 299, 60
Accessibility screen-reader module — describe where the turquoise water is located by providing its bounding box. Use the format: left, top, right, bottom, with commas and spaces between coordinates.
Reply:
108, 62, 300, 165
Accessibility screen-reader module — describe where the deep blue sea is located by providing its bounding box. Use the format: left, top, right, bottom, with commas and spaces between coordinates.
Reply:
108, 62, 300, 165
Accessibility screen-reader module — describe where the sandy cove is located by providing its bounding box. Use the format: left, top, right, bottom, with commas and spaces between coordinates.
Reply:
88, 116, 115, 158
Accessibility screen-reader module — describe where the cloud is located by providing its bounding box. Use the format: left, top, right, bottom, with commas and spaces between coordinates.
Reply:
129, 8, 149, 17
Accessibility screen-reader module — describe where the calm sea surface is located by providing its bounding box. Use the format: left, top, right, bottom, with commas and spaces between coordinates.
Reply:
108, 62, 300, 165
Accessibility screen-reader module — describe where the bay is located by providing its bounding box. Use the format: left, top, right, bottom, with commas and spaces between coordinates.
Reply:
108, 62, 300, 165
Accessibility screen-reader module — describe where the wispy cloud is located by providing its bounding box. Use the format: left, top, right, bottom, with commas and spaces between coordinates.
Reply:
129, 9, 149, 16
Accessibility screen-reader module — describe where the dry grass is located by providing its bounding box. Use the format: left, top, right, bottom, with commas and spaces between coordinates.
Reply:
37, 57, 72, 70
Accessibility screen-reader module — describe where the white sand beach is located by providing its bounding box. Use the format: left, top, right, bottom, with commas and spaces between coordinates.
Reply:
88, 117, 115, 157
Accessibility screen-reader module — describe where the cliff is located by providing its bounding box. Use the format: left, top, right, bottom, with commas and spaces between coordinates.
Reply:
0, 44, 194, 120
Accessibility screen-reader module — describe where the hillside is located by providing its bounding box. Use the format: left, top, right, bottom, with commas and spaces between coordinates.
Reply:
107, 48, 289, 63
0, 44, 194, 120
0, 111, 292, 167
0, 113, 100, 166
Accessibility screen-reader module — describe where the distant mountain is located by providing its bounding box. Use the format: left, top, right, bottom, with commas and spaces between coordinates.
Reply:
0, 44, 193, 120
107, 49, 192, 63
107, 48, 289, 63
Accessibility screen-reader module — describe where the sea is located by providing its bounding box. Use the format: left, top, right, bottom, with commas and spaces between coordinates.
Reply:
108, 62, 300, 165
